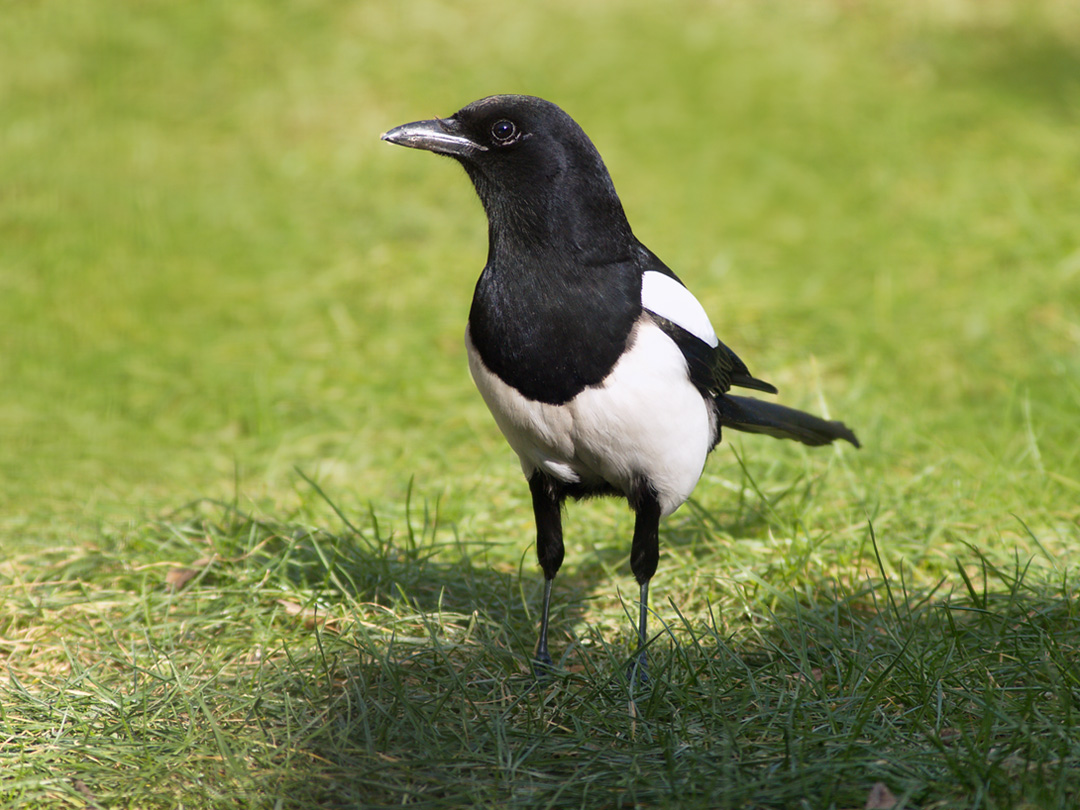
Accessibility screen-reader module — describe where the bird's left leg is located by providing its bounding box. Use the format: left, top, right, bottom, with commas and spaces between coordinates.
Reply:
529, 472, 565, 677
628, 483, 662, 684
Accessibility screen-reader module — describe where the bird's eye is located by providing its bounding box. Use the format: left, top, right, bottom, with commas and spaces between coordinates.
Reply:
490, 119, 517, 143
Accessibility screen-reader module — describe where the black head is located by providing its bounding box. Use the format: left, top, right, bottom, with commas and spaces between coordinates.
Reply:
382, 95, 634, 259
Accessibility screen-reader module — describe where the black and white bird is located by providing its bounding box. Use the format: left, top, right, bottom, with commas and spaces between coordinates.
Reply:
382, 95, 859, 680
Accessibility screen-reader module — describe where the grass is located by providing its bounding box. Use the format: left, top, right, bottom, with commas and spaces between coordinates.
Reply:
2, 0, 1080, 807
4, 495, 1077, 808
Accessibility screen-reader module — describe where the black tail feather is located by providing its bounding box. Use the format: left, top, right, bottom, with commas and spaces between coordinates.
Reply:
717, 394, 860, 448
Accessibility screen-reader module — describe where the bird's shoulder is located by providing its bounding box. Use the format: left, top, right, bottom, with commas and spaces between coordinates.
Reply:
467, 242, 777, 403
635, 246, 777, 397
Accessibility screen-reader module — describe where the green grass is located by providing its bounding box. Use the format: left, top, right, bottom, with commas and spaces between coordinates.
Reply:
2, 0, 1080, 807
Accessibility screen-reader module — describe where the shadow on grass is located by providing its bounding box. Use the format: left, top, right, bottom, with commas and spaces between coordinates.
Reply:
145, 494, 1080, 810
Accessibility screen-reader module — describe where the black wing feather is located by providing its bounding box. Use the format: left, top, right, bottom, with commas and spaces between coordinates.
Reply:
635, 245, 777, 398
648, 313, 777, 397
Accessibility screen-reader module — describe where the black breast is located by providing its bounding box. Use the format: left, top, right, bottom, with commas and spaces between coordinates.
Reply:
467, 260, 641, 405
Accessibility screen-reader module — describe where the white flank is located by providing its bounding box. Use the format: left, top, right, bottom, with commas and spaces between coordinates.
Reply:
465, 321, 716, 518
640, 271, 719, 348
465, 329, 580, 485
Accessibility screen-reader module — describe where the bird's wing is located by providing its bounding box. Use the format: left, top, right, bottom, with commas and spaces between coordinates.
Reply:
640, 270, 718, 348
640, 269, 777, 397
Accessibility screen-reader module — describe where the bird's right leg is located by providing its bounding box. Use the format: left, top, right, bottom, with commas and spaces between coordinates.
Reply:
529, 472, 565, 677
628, 484, 661, 685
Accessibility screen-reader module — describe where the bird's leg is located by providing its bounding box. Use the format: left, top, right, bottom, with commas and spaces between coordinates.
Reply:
529, 472, 565, 677
628, 484, 661, 685
636, 579, 650, 662
536, 578, 555, 672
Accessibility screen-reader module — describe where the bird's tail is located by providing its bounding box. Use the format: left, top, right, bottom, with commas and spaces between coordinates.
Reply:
717, 394, 860, 448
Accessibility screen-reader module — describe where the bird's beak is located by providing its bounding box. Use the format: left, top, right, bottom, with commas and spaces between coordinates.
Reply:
380, 117, 487, 158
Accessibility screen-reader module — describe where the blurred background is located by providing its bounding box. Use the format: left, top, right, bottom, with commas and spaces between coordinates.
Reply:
2, 0, 1078, 560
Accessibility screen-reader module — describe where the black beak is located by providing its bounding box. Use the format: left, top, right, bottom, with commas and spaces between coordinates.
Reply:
380, 117, 487, 158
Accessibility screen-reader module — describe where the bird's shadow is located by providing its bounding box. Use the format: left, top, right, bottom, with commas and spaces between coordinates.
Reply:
180, 492, 1077, 808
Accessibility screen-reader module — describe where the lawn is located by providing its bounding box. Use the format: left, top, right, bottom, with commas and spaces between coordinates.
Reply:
2, 1, 1079, 808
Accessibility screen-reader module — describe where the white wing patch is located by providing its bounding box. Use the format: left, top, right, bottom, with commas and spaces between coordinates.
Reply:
640, 271, 719, 348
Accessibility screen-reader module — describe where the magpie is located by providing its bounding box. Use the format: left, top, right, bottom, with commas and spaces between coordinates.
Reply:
382, 95, 859, 681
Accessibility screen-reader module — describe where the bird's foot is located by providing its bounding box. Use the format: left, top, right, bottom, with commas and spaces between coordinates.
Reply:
533, 650, 555, 680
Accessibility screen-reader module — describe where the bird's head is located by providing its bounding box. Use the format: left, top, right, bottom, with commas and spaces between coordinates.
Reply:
382, 95, 634, 258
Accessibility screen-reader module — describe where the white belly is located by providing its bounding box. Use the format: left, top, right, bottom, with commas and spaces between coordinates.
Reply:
465, 318, 715, 518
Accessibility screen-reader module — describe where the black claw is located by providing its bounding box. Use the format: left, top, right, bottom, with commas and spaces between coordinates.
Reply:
533, 650, 555, 679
